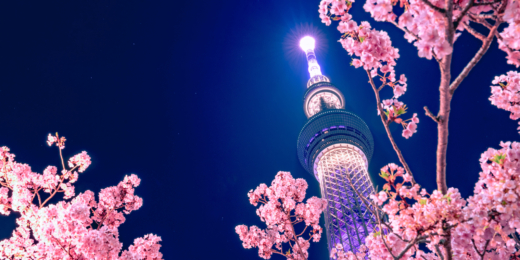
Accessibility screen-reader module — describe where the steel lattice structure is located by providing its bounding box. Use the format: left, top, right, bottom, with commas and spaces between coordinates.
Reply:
316, 145, 377, 253
296, 37, 377, 256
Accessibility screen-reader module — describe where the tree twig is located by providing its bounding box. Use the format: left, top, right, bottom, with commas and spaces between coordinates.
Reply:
424, 106, 440, 123
454, 0, 474, 28
419, 0, 446, 13
462, 23, 486, 41
365, 69, 416, 185
449, 20, 500, 95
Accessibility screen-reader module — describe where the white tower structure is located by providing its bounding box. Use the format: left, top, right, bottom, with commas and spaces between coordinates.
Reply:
296, 36, 377, 255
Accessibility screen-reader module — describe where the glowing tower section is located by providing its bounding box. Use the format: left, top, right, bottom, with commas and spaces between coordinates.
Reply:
297, 36, 377, 254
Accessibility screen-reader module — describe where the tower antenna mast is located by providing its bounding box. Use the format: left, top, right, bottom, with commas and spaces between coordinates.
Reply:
296, 36, 377, 256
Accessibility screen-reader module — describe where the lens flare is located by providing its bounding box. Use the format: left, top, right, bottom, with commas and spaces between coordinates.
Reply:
299, 36, 316, 51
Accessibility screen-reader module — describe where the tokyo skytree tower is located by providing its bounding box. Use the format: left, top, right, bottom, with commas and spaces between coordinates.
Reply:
296, 36, 377, 254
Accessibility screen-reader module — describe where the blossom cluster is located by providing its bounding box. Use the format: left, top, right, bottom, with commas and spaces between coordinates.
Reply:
363, 163, 466, 259
346, 141, 520, 259
499, 0, 520, 67
490, 71, 520, 134
450, 141, 520, 258
236, 171, 327, 259
0, 135, 162, 259
320, 0, 420, 139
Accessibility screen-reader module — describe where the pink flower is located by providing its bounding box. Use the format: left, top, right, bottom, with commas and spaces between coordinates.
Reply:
402, 128, 412, 139
398, 74, 407, 85
352, 59, 363, 68
393, 84, 407, 98
403, 173, 412, 183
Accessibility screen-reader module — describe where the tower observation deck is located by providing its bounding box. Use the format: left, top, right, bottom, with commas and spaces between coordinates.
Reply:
297, 37, 377, 255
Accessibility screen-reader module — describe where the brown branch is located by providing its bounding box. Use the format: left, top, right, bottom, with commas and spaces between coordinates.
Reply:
454, 0, 474, 28
471, 238, 490, 258
287, 213, 307, 260
463, 23, 486, 41
434, 243, 445, 260
420, 0, 446, 13
58, 147, 66, 171
39, 165, 79, 208
473, 0, 501, 5
365, 69, 417, 185
424, 106, 440, 123
297, 225, 308, 237
449, 21, 500, 95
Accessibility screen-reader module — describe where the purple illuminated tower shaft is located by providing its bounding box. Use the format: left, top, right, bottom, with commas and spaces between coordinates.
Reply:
297, 37, 377, 255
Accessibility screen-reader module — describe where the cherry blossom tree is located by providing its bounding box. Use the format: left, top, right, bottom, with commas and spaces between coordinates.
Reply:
239, 0, 520, 258
0, 133, 163, 260
235, 171, 327, 260
313, 0, 520, 259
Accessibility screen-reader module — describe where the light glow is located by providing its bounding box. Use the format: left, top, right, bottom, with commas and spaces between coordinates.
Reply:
299, 36, 316, 51
314, 145, 376, 253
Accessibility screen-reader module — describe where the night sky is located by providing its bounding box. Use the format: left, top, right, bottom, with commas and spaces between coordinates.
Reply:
0, 0, 518, 259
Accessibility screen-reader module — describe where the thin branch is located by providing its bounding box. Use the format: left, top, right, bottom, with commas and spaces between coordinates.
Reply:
463, 23, 486, 41
419, 0, 446, 13
449, 22, 499, 95
287, 213, 307, 260
297, 225, 308, 237
454, 0, 474, 28
365, 69, 417, 185
58, 148, 66, 171
434, 243, 445, 260
424, 106, 440, 123
471, 238, 490, 258
468, 14, 494, 29
473, 0, 501, 6
389, 21, 441, 62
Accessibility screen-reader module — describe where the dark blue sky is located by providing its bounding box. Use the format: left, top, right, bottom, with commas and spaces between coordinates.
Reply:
0, 0, 517, 259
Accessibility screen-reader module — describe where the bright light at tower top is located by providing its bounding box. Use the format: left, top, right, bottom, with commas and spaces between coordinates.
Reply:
300, 36, 324, 81
299, 36, 316, 51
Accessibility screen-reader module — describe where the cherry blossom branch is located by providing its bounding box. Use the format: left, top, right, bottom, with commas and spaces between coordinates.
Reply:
365, 69, 416, 185
58, 146, 66, 171
40, 165, 79, 209
434, 243, 445, 260
454, 0, 474, 28
463, 23, 486, 41
271, 249, 286, 257
388, 21, 441, 62
474, 0, 501, 5
471, 238, 490, 258
449, 23, 499, 95
53, 237, 74, 260
420, 0, 446, 13
424, 106, 440, 123
297, 225, 308, 237
287, 215, 307, 260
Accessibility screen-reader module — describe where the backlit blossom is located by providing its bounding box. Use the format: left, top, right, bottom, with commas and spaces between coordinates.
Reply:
237, 171, 327, 259
0, 136, 162, 259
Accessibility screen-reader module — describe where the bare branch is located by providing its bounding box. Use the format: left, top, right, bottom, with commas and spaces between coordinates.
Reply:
449, 22, 499, 95
424, 106, 440, 123
473, 0, 501, 6
365, 69, 417, 185
468, 14, 494, 29
454, 0, 474, 28
434, 243, 445, 260
471, 239, 490, 258
463, 23, 486, 41
420, 0, 446, 13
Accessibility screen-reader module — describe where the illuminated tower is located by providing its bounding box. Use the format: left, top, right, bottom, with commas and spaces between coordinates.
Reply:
296, 37, 377, 254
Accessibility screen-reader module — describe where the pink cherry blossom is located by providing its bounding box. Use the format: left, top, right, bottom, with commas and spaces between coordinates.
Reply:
236, 171, 327, 259
0, 134, 162, 259
489, 71, 520, 128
